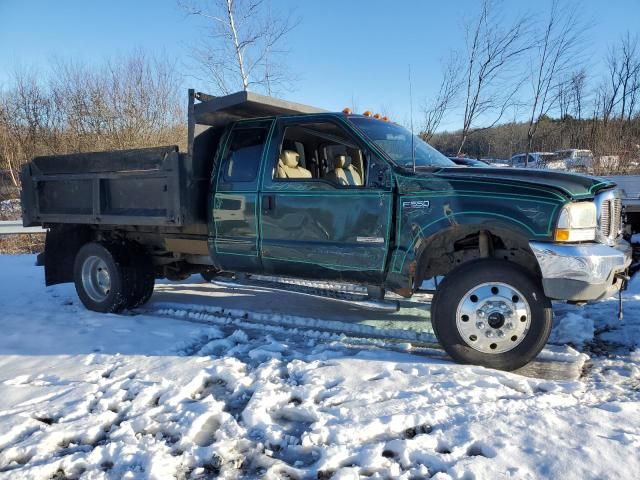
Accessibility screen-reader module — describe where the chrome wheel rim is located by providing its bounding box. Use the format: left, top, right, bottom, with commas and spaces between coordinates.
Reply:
456, 282, 531, 354
81, 256, 111, 302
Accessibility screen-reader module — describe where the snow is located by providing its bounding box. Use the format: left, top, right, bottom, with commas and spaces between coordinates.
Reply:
0, 255, 639, 479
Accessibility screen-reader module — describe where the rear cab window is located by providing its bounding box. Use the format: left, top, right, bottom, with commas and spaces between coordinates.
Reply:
216, 123, 271, 192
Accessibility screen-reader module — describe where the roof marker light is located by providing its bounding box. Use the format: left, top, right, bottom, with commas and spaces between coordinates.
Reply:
342, 107, 352, 114
363, 111, 372, 117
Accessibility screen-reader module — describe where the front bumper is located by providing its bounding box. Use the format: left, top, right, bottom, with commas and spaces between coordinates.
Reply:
529, 239, 632, 301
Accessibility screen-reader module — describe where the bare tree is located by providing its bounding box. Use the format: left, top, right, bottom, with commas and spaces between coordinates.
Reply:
180, 0, 299, 95
48, 52, 185, 152
556, 77, 571, 121
618, 33, 640, 121
457, 0, 532, 154
601, 33, 640, 123
524, 0, 584, 166
0, 51, 185, 193
421, 54, 461, 141
570, 69, 587, 120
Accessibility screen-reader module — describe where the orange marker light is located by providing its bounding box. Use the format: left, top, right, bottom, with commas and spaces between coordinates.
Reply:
342, 107, 352, 115
363, 111, 372, 117
373, 113, 382, 119
554, 229, 570, 241
382, 116, 389, 122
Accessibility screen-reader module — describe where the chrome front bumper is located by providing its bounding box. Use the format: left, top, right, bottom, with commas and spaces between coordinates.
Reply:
529, 239, 632, 301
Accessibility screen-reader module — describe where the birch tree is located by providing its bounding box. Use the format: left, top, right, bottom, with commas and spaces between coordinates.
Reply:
180, 0, 299, 95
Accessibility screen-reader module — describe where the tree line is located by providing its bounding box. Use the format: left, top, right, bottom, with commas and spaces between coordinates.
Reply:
0, 52, 186, 194
422, 0, 640, 168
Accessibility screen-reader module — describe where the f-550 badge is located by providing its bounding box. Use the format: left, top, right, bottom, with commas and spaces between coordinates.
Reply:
402, 200, 430, 209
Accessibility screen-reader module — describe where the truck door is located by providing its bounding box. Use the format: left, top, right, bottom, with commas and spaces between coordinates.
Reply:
210, 120, 273, 273
259, 116, 393, 283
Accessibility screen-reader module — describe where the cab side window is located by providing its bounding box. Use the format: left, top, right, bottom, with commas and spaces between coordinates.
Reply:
222, 127, 268, 182
274, 121, 366, 187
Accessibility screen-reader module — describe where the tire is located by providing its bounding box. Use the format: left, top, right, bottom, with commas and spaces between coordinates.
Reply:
126, 248, 155, 309
73, 242, 134, 313
430, 259, 552, 371
201, 271, 218, 282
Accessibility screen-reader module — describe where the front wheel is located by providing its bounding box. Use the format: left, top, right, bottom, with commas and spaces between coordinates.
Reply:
431, 259, 552, 371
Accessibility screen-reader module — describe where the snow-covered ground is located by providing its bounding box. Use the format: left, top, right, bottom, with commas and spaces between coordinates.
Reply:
0, 255, 638, 479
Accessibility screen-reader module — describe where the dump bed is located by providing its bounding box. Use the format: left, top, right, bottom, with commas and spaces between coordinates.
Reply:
21, 145, 208, 228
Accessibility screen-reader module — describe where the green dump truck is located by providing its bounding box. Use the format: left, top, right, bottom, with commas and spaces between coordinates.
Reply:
21, 90, 633, 370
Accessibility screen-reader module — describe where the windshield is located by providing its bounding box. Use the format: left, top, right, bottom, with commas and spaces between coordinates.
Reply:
349, 117, 454, 169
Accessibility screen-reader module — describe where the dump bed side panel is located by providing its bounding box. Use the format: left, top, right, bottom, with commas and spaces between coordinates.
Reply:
21, 146, 195, 227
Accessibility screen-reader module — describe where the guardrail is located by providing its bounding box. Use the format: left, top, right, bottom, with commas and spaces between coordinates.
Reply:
0, 220, 46, 235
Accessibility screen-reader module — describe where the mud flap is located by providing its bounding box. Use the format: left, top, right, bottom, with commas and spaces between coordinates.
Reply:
44, 225, 92, 286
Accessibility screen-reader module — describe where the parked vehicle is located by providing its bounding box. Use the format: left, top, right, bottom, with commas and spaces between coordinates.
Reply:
482, 158, 511, 168
21, 90, 634, 370
509, 152, 566, 170
448, 157, 491, 167
555, 149, 594, 172
606, 175, 640, 234
599, 155, 621, 172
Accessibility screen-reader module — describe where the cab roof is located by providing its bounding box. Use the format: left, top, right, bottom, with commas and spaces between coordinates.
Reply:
193, 90, 328, 127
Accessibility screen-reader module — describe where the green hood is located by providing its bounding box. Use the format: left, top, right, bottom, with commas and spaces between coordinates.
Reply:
433, 167, 615, 200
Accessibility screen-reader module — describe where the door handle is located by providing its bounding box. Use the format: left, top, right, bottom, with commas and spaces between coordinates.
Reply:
263, 194, 275, 212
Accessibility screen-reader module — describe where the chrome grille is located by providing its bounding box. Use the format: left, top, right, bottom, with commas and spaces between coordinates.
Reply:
600, 199, 611, 236
612, 198, 622, 236
595, 191, 622, 243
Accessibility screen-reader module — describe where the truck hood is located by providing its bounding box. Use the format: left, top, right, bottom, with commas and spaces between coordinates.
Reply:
431, 167, 616, 200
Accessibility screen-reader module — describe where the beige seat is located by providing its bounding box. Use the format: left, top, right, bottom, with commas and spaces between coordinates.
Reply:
276, 150, 312, 179
326, 154, 362, 186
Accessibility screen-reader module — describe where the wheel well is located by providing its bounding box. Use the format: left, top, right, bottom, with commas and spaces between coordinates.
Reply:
416, 226, 540, 285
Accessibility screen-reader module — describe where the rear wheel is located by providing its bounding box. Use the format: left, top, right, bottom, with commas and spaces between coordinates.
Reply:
201, 270, 218, 282
126, 248, 155, 309
74, 242, 133, 313
431, 259, 552, 371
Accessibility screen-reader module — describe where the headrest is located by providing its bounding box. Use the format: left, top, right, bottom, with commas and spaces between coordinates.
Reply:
335, 154, 351, 168
280, 150, 299, 168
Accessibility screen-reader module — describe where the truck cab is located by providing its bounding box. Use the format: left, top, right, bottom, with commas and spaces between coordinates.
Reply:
211, 113, 400, 285
21, 90, 634, 370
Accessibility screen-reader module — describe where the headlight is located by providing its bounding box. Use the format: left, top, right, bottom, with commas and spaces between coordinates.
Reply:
554, 202, 596, 241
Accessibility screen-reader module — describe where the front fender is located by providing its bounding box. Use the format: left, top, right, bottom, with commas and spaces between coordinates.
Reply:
389, 192, 563, 278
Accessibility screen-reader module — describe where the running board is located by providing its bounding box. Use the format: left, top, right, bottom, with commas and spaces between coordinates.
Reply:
211, 277, 401, 313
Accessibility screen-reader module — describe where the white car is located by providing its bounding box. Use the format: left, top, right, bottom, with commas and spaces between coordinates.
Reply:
555, 149, 594, 171
509, 152, 564, 169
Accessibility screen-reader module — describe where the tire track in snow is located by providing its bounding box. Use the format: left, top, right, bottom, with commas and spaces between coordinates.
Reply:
143, 300, 587, 382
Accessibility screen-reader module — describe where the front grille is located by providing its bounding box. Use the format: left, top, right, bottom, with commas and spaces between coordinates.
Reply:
597, 195, 622, 240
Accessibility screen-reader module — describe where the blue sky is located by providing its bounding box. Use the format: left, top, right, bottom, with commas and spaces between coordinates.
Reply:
1, 0, 638, 130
